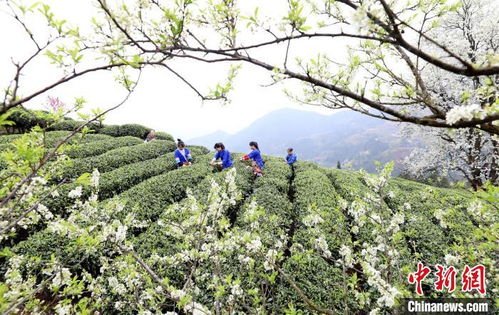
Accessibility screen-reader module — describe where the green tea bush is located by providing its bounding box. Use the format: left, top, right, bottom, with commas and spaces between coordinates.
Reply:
293, 168, 342, 214
47, 120, 82, 131
190, 145, 210, 155
0, 131, 111, 146
276, 254, 346, 313
117, 154, 213, 222
66, 136, 142, 159
58, 140, 176, 180
193, 160, 253, 202
99, 124, 151, 139
268, 166, 349, 313
97, 125, 121, 137
43, 147, 208, 216
155, 131, 174, 142
237, 158, 293, 227
99, 147, 208, 199
6, 109, 51, 132
383, 179, 471, 265
326, 168, 373, 202
6, 154, 214, 276
0, 132, 113, 171
9, 229, 102, 277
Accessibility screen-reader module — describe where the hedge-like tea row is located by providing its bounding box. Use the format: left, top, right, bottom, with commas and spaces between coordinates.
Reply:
57, 140, 176, 180
384, 179, 473, 265
237, 158, 294, 228
0, 132, 114, 171
131, 161, 254, 283
189, 153, 254, 200
274, 166, 349, 313
0, 131, 111, 146
7, 154, 213, 276
43, 147, 209, 215
326, 168, 374, 202
97, 124, 173, 142
66, 136, 143, 159
128, 160, 261, 309
116, 154, 213, 222
293, 167, 343, 218
3, 109, 174, 141
99, 146, 208, 199
99, 124, 150, 139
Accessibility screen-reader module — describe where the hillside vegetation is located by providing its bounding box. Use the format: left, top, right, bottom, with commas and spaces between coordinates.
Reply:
0, 127, 497, 314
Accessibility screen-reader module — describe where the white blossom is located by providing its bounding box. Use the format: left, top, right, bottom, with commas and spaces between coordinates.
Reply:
52, 268, 71, 288
91, 169, 100, 188
314, 237, 331, 258
446, 104, 484, 125
231, 283, 243, 296
303, 212, 324, 227
54, 303, 71, 315
171, 289, 186, 300
339, 245, 354, 268
246, 237, 262, 252
37, 204, 53, 220
351, 225, 359, 234
445, 254, 459, 266
115, 225, 128, 243
68, 186, 83, 198
434, 209, 448, 228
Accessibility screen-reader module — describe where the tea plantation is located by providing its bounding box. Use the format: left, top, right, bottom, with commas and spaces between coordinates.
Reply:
0, 128, 497, 314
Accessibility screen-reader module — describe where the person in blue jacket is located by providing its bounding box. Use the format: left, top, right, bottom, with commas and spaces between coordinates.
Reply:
241, 141, 265, 169
210, 142, 233, 170
174, 139, 193, 168
286, 148, 297, 165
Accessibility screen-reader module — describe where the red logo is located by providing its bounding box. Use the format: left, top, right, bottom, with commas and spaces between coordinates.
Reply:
408, 262, 431, 295
462, 265, 486, 294
408, 263, 486, 295
434, 265, 457, 292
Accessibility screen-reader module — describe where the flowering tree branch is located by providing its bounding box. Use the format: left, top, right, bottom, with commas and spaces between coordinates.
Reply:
92, 0, 499, 134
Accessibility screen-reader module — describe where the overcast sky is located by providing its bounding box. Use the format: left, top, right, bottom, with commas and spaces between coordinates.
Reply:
0, 0, 346, 139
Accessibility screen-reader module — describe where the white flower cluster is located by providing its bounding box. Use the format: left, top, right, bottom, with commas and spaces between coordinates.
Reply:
51, 268, 72, 290
314, 236, 332, 258
302, 212, 324, 227
339, 245, 354, 268
246, 237, 262, 252
467, 200, 492, 222
91, 169, 100, 188
54, 302, 71, 315
231, 283, 243, 296
68, 186, 83, 198
434, 208, 448, 228
348, 200, 367, 227
184, 301, 211, 315
446, 104, 485, 125
263, 249, 278, 271
444, 254, 460, 266
108, 276, 127, 295
388, 213, 405, 234
363, 262, 400, 308
36, 204, 54, 220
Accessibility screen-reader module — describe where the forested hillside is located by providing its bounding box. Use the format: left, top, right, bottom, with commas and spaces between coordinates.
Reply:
189, 109, 415, 172
1, 128, 496, 314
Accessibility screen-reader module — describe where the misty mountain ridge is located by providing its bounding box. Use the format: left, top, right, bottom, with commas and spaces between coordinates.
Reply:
189, 108, 416, 173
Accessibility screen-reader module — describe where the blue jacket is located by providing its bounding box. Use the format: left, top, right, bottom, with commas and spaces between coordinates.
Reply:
286, 153, 297, 165
214, 149, 233, 169
246, 149, 265, 169
175, 148, 192, 165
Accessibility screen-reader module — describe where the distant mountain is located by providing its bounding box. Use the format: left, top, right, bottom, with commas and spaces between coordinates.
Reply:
189, 108, 416, 173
